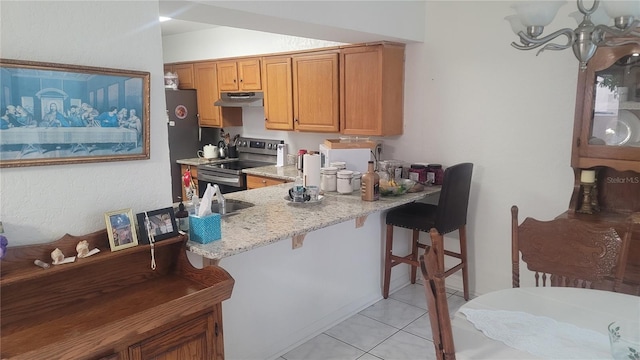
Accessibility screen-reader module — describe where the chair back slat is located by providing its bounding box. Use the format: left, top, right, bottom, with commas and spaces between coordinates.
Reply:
434, 163, 473, 235
421, 228, 456, 360
511, 205, 632, 292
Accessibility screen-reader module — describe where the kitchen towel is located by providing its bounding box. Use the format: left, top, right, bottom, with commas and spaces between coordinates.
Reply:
303, 153, 321, 188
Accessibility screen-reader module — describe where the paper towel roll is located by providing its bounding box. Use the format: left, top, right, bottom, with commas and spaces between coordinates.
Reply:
303, 153, 321, 188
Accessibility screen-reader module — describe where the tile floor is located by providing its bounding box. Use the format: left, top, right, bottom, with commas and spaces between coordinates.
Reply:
279, 282, 467, 360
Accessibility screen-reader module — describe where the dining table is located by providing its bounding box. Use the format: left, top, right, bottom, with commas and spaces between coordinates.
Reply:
452, 287, 640, 359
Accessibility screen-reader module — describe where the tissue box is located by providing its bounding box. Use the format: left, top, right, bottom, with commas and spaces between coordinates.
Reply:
188, 213, 221, 244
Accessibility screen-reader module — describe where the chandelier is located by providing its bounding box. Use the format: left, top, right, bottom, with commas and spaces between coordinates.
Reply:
506, 0, 640, 70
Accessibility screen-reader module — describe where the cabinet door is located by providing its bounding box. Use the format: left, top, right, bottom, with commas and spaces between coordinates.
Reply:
293, 52, 339, 132
217, 61, 238, 91
238, 59, 262, 90
572, 42, 640, 172
129, 313, 215, 360
194, 62, 221, 127
263, 57, 294, 130
173, 64, 195, 89
340, 44, 404, 136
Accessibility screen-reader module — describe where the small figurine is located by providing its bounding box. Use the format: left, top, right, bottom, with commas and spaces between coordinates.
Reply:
76, 240, 90, 258
51, 248, 65, 264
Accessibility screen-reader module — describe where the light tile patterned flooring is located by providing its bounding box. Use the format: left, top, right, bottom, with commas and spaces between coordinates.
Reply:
279, 282, 467, 360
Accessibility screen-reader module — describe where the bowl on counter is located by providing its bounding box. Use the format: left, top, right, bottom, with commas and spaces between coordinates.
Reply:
380, 179, 415, 196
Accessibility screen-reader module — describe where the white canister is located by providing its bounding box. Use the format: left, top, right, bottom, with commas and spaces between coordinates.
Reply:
337, 170, 354, 194
330, 161, 347, 171
351, 171, 362, 192
321, 167, 338, 192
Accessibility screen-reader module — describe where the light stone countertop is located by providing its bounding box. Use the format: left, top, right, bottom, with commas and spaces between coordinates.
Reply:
176, 157, 239, 166
186, 182, 441, 260
242, 164, 298, 181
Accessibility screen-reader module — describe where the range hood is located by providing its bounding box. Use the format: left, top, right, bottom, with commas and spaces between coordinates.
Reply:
214, 92, 263, 107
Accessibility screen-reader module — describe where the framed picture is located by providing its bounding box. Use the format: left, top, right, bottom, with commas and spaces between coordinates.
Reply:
136, 207, 178, 244
105, 208, 138, 251
0, 58, 150, 168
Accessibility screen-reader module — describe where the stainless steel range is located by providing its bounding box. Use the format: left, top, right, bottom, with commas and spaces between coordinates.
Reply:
197, 137, 283, 195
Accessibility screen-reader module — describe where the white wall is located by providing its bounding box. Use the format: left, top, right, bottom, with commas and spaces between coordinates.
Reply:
163, 1, 580, 295
0, 1, 170, 246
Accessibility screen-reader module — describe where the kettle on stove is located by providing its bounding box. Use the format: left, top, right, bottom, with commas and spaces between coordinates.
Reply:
217, 140, 226, 159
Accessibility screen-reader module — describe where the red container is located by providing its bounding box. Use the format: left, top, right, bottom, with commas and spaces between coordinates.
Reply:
409, 164, 427, 183
427, 164, 444, 185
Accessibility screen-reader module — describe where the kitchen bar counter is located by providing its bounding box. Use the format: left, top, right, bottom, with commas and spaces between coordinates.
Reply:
187, 182, 440, 260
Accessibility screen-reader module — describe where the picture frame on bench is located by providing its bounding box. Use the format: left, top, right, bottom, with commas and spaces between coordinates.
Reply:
105, 208, 138, 251
136, 207, 178, 244
0, 58, 150, 168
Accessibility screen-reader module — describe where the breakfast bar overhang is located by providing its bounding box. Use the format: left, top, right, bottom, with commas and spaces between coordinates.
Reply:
186, 182, 440, 359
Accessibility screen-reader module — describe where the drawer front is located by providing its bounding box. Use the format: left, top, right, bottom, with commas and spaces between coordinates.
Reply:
247, 175, 287, 189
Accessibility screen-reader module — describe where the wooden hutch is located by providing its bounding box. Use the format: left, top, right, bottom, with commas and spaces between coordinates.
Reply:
0, 230, 234, 359
566, 37, 640, 295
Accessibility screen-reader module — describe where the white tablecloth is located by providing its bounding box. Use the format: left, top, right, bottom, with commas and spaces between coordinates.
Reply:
452, 287, 640, 360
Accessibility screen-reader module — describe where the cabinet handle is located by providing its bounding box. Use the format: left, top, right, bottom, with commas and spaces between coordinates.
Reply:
576, 137, 581, 147
262, 180, 266, 183
215, 322, 219, 337
265, 118, 268, 122
295, 118, 299, 123
240, 78, 243, 82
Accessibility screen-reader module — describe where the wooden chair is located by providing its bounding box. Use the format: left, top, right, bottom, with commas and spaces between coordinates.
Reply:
384, 162, 473, 300
511, 206, 632, 291
421, 228, 456, 360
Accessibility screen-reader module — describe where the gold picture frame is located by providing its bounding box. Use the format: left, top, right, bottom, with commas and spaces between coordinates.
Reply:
0, 58, 150, 168
104, 208, 138, 251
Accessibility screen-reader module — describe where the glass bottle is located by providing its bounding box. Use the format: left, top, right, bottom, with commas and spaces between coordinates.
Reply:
361, 161, 380, 201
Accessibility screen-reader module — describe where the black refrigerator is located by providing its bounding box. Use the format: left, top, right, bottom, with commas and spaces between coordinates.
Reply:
166, 89, 200, 203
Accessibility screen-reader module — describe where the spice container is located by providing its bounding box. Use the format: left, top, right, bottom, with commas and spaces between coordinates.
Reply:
321, 167, 337, 192
351, 171, 362, 192
409, 164, 427, 183
337, 170, 354, 194
427, 164, 444, 185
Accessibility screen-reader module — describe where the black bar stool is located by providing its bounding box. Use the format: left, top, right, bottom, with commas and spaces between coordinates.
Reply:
383, 162, 473, 300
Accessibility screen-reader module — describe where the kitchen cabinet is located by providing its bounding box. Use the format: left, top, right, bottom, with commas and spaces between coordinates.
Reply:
292, 51, 340, 132
565, 36, 640, 295
165, 63, 195, 89
246, 174, 289, 189
340, 43, 405, 136
0, 231, 234, 359
217, 58, 262, 92
263, 56, 294, 130
193, 61, 242, 128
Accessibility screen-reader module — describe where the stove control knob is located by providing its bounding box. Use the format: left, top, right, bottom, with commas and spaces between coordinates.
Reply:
267, 143, 273, 150
241, 141, 247, 147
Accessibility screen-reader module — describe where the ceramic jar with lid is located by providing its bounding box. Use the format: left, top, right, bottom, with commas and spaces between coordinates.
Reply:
321, 167, 337, 192
337, 170, 354, 194
351, 171, 362, 192
330, 161, 347, 171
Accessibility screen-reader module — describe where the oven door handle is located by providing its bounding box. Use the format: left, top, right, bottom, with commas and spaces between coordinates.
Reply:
198, 174, 241, 187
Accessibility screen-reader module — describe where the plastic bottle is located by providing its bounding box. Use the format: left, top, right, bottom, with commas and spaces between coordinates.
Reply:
361, 161, 380, 201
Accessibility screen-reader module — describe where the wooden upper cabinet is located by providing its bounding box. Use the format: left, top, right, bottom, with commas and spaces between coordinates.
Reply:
340, 43, 405, 136
571, 41, 640, 173
263, 56, 294, 130
173, 63, 195, 89
217, 58, 262, 91
194, 62, 242, 128
292, 52, 340, 133
194, 62, 220, 127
